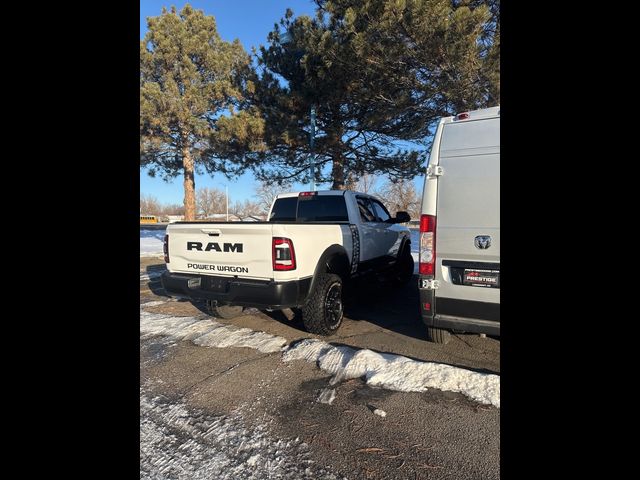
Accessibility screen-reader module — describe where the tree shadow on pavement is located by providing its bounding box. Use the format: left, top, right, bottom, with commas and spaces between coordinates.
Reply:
344, 274, 426, 340
254, 274, 427, 342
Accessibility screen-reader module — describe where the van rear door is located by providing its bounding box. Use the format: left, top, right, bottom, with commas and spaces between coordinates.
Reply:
436, 116, 500, 304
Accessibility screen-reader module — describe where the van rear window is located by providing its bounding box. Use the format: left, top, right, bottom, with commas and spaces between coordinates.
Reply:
270, 195, 349, 222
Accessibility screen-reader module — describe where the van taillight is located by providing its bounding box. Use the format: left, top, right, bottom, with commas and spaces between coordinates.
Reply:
419, 215, 436, 275
163, 234, 170, 263
273, 237, 296, 271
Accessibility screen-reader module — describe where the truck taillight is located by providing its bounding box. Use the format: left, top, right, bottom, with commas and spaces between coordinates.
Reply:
163, 234, 170, 263
273, 237, 296, 271
419, 215, 436, 275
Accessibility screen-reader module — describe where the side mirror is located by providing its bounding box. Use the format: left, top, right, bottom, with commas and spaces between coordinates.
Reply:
394, 211, 410, 224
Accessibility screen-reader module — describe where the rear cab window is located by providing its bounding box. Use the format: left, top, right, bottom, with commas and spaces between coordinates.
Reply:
269, 197, 297, 221
270, 194, 349, 222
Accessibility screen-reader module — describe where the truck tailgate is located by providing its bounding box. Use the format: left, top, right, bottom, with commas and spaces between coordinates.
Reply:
166, 223, 274, 280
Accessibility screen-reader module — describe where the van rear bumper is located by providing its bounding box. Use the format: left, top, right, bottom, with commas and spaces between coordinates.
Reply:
161, 271, 312, 310
419, 288, 500, 336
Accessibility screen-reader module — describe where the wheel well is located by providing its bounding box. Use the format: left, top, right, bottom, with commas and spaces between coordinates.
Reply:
401, 238, 411, 254
325, 252, 350, 279
307, 245, 350, 298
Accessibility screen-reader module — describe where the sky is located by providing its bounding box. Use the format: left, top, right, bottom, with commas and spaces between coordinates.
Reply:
140, 0, 426, 206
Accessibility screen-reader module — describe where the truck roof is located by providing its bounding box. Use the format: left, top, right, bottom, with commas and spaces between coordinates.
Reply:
275, 190, 368, 199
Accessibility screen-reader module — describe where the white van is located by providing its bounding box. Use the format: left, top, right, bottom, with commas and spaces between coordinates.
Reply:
419, 106, 500, 343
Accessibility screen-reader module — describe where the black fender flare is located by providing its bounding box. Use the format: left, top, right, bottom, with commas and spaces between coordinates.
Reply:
397, 234, 412, 260
306, 244, 350, 299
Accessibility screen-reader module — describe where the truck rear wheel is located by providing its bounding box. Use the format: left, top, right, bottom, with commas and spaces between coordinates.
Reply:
206, 301, 244, 319
302, 273, 344, 335
427, 326, 451, 344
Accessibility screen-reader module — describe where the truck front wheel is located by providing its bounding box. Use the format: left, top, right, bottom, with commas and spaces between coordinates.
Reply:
206, 301, 244, 319
302, 273, 344, 335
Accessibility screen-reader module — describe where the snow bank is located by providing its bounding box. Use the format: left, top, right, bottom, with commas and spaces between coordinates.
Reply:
284, 339, 500, 408
140, 237, 164, 256
140, 310, 287, 354
140, 229, 166, 256
140, 307, 499, 408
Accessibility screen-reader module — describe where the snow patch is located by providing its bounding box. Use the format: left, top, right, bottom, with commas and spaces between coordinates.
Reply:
140, 309, 287, 353
140, 229, 166, 256
373, 408, 387, 418
140, 300, 168, 308
194, 324, 287, 353
316, 388, 336, 405
140, 269, 165, 281
140, 390, 341, 479
284, 339, 500, 408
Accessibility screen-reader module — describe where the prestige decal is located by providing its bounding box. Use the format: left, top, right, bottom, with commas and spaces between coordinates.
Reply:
186, 263, 249, 273
187, 241, 243, 252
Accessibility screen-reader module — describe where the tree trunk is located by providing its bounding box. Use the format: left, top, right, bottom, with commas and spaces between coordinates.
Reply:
182, 142, 196, 221
331, 155, 346, 190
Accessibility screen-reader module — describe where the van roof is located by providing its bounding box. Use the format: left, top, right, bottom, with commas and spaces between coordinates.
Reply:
442, 105, 500, 124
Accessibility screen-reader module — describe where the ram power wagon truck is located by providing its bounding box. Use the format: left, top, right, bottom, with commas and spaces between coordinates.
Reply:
161, 190, 413, 335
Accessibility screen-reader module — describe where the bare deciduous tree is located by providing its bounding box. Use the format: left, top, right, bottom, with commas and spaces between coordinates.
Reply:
346, 172, 378, 194
161, 204, 185, 216
254, 181, 292, 215
375, 179, 421, 221
140, 194, 162, 216
230, 199, 262, 221
196, 187, 226, 219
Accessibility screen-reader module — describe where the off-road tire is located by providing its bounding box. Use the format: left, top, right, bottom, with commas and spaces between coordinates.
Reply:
206, 301, 244, 319
427, 326, 451, 344
302, 273, 344, 335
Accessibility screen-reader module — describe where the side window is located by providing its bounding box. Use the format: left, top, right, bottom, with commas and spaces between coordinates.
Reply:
370, 200, 391, 223
356, 197, 376, 223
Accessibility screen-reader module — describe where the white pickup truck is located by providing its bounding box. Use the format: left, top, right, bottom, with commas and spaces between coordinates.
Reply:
161, 190, 413, 335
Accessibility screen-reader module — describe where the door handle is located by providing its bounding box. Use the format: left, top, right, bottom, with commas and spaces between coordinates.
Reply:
201, 228, 221, 236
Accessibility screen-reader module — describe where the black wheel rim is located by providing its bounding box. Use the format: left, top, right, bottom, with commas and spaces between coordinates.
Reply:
325, 283, 343, 329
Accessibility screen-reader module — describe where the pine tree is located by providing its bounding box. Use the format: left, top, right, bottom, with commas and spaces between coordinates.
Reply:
238, 1, 498, 189
140, 5, 264, 220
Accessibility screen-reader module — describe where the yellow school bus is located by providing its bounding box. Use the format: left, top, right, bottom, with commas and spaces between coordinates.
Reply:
140, 214, 158, 224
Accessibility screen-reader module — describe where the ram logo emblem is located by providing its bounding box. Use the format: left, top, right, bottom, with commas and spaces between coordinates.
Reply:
474, 235, 491, 250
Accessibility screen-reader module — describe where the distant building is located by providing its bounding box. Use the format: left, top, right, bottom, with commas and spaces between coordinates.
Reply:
200, 213, 228, 221
167, 215, 185, 223
247, 214, 267, 222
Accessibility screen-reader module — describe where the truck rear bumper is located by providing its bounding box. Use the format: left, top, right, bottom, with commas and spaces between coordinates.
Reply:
161, 271, 312, 310
419, 287, 500, 336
